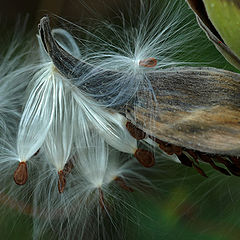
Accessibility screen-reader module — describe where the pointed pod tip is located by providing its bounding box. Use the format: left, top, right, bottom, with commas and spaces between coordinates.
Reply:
14, 162, 28, 185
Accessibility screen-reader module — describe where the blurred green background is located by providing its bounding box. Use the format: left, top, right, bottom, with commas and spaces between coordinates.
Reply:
1, 0, 240, 239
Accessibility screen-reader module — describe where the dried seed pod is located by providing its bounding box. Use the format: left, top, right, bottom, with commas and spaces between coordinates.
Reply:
126, 121, 146, 140
14, 162, 28, 185
58, 171, 66, 193
134, 149, 155, 167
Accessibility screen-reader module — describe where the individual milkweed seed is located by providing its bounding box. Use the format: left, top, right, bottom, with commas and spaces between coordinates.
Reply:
192, 163, 208, 178
58, 170, 66, 193
215, 155, 240, 177
158, 140, 182, 155
185, 149, 199, 164
126, 121, 146, 140
139, 57, 157, 67
177, 154, 193, 167
134, 149, 155, 167
229, 156, 240, 168
98, 188, 105, 210
197, 153, 231, 176
63, 158, 74, 175
114, 177, 134, 192
14, 162, 28, 185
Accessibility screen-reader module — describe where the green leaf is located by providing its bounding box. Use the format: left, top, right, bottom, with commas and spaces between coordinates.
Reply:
203, 0, 240, 58
187, 0, 240, 70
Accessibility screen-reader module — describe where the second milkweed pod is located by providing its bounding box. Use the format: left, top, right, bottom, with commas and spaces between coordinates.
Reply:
186, 0, 240, 70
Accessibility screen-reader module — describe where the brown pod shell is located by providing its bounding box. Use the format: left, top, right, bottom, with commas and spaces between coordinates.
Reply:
58, 171, 66, 193
134, 149, 155, 168
139, 57, 157, 68
14, 162, 28, 185
126, 121, 146, 140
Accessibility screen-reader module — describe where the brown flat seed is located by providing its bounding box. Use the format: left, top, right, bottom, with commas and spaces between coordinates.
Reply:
198, 153, 230, 176
186, 149, 199, 164
172, 145, 183, 156
193, 163, 208, 178
220, 161, 240, 177
14, 162, 28, 185
158, 141, 175, 155
115, 177, 134, 192
58, 171, 66, 193
229, 156, 240, 168
134, 149, 155, 167
139, 57, 157, 67
63, 159, 74, 175
99, 188, 105, 210
178, 154, 193, 167
156, 139, 182, 156
126, 121, 146, 140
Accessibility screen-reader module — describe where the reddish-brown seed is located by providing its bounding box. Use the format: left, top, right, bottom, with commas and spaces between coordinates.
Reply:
215, 156, 240, 176
178, 154, 193, 167
186, 149, 199, 164
158, 141, 175, 155
139, 57, 157, 68
58, 171, 66, 193
115, 177, 134, 192
229, 156, 240, 168
99, 188, 105, 210
14, 162, 28, 185
158, 140, 182, 156
198, 153, 230, 176
134, 149, 155, 167
126, 121, 146, 140
192, 163, 208, 178
63, 159, 74, 175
